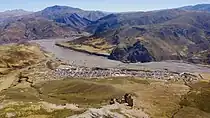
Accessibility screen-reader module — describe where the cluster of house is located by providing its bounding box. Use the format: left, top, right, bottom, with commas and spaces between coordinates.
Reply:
52, 64, 201, 82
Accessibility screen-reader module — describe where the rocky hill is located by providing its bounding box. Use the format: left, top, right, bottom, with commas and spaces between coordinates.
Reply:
0, 17, 76, 44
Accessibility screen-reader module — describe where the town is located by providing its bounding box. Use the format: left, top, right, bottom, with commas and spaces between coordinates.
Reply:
53, 64, 201, 82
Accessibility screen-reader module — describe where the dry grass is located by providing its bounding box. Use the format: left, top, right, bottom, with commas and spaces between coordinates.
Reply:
83, 38, 113, 50
0, 77, 191, 118
0, 103, 83, 118
0, 79, 125, 117
88, 77, 190, 118
1, 73, 210, 118
174, 107, 210, 118
0, 43, 46, 70
35, 79, 125, 107
112, 80, 189, 118
87, 77, 192, 118
200, 73, 210, 81
57, 38, 114, 55
0, 87, 40, 102
180, 81, 210, 113
0, 79, 125, 106
70, 44, 110, 55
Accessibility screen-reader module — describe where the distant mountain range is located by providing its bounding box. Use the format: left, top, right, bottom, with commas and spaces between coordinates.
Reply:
0, 4, 210, 64
0, 6, 108, 43
180, 4, 210, 12
0, 17, 75, 44
0, 9, 32, 18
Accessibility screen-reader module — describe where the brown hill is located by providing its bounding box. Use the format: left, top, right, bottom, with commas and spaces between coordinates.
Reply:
0, 5, 108, 44
0, 43, 47, 75
0, 17, 76, 44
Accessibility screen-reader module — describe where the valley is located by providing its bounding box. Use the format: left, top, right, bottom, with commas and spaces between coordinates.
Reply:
31, 38, 210, 73
0, 3, 210, 118
0, 36, 209, 118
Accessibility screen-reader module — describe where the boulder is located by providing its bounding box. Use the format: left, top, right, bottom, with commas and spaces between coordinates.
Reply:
46, 60, 59, 70
127, 96, 134, 107
124, 93, 134, 107
109, 98, 115, 105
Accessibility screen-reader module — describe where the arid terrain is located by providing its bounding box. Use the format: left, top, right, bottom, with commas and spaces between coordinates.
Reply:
0, 38, 209, 118
0, 3, 210, 118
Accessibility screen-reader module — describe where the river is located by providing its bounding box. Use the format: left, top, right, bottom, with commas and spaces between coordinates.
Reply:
30, 38, 210, 73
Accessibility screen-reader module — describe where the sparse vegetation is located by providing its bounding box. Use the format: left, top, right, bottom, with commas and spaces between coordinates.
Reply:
56, 37, 114, 56
1, 3, 210, 118
1, 68, 210, 118
0, 103, 84, 118
35, 79, 125, 107
180, 81, 210, 113
0, 43, 210, 118
0, 43, 46, 70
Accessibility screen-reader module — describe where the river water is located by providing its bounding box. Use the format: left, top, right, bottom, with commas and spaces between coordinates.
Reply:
30, 38, 210, 73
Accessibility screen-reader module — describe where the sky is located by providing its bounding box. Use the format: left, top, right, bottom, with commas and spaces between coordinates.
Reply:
0, 0, 210, 12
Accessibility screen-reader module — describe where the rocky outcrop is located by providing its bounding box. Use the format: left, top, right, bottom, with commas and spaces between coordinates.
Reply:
110, 93, 134, 107
124, 93, 134, 107
109, 41, 154, 63
68, 101, 149, 118
68, 108, 125, 118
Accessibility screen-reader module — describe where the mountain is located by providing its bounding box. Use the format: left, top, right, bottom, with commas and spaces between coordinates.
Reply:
39, 5, 107, 21
0, 9, 33, 25
53, 13, 92, 30
87, 9, 185, 34
0, 5, 108, 44
180, 4, 210, 12
0, 16, 76, 44
0, 9, 32, 19
1, 5, 210, 64
36, 5, 108, 30
69, 9, 210, 64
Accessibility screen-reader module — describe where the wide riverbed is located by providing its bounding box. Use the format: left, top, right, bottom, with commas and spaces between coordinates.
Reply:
31, 38, 210, 73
